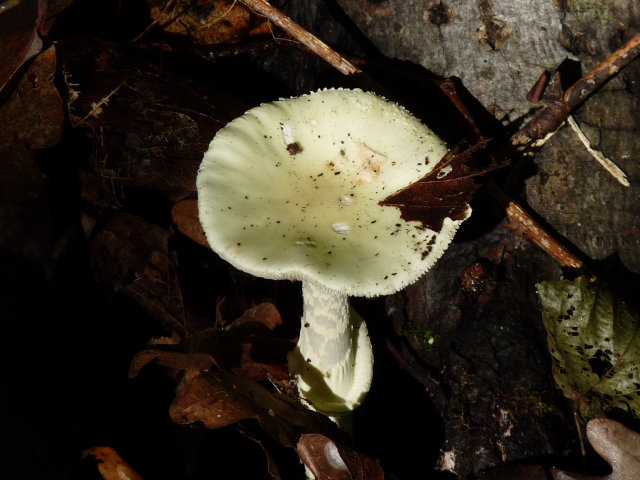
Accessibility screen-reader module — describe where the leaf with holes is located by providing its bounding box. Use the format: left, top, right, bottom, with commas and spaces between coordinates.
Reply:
537, 276, 640, 418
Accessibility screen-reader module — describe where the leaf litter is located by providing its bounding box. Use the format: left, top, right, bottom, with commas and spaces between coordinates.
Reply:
84, 446, 143, 480
9, 2, 640, 478
130, 303, 385, 479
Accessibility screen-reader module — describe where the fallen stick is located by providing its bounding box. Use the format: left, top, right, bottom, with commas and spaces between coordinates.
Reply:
239, 0, 360, 75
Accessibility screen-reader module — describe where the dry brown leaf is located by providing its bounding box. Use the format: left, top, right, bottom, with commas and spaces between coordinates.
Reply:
130, 303, 292, 381
165, 366, 388, 478
208, 326, 292, 381
90, 212, 183, 331
132, 321, 385, 477
297, 433, 385, 480
129, 350, 215, 378
190, 303, 292, 381
172, 199, 209, 248
381, 139, 502, 232
228, 302, 282, 330
147, 0, 270, 46
84, 446, 143, 480
0, 0, 74, 95
169, 366, 339, 446
0, 0, 45, 95
170, 368, 257, 428
0, 45, 64, 150
552, 418, 640, 480
60, 40, 233, 197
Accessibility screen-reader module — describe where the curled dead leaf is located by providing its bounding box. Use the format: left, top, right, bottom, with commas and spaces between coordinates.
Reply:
84, 446, 143, 480
147, 0, 270, 46
170, 368, 255, 428
169, 366, 337, 447
230, 302, 282, 329
129, 350, 215, 378
191, 303, 292, 381
172, 199, 209, 248
297, 433, 385, 480
130, 303, 292, 383
551, 419, 640, 480
131, 305, 386, 478
381, 139, 503, 232
0, 45, 64, 150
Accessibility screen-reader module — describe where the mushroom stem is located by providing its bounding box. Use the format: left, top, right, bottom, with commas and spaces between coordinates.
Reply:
288, 281, 374, 414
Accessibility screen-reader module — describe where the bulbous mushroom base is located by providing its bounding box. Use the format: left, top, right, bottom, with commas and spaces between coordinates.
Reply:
288, 281, 374, 414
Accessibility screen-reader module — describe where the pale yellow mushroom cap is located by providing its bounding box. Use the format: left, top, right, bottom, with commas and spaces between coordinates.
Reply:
197, 88, 469, 296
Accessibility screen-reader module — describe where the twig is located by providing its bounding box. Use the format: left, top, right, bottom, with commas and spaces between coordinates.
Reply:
238, 0, 360, 75
201, 0, 239, 28
513, 32, 640, 148
504, 201, 584, 269
75, 81, 126, 126
567, 116, 630, 187
487, 183, 585, 270
133, 0, 182, 42
574, 411, 587, 457
564, 33, 640, 109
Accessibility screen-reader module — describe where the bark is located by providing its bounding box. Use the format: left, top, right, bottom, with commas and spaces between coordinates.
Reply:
328, 0, 640, 477
336, 0, 640, 274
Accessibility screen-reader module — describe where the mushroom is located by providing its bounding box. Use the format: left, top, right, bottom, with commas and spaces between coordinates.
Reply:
197, 88, 469, 414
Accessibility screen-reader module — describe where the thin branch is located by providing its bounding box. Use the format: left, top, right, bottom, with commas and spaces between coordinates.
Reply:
133, 0, 182, 42
567, 115, 630, 187
239, 0, 360, 75
75, 81, 126, 127
498, 35, 640, 266
487, 183, 585, 270
504, 201, 584, 269
513, 32, 640, 148
564, 33, 640, 109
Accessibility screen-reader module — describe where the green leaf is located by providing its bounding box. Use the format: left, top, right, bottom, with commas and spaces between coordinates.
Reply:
537, 276, 640, 418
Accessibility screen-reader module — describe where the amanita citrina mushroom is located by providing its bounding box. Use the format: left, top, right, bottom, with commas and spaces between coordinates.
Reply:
197, 88, 469, 414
